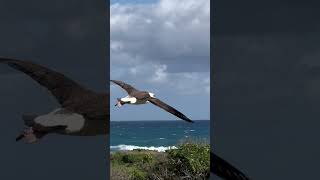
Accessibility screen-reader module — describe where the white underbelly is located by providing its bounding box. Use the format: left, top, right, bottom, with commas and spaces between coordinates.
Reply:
34, 109, 85, 133
121, 96, 147, 105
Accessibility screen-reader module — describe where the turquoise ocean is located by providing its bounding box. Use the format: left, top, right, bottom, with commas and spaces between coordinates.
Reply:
110, 120, 210, 152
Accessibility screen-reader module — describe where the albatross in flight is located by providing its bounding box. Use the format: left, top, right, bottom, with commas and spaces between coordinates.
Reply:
0, 58, 250, 180
111, 80, 250, 179
110, 80, 193, 123
0, 58, 109, 143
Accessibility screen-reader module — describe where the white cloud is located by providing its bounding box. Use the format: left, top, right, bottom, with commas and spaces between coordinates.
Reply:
169, 72, 210, 95
150, 64, 168, 83
110, 0, 210, 95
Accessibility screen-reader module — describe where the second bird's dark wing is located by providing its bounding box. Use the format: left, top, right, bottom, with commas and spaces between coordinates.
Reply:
0, 58, 90, 107
110, 80, 138, 95
147, 97, 194, 123
211, 152, 250, 180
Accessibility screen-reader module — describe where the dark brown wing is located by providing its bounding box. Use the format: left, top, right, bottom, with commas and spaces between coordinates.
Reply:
211, 152, 250, 180
110, 80, 138, 95
147, 97, 193, 123
0, 58, 90, 106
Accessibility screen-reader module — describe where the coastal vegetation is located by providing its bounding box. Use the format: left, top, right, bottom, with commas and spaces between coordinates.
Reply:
111, 139, 210, 180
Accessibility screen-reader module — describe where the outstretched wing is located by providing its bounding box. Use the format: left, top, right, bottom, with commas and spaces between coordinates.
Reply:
147, 97, 194, 123
0, 58, 89, 106
110, 80, 138, 95
211, 152, 250, 180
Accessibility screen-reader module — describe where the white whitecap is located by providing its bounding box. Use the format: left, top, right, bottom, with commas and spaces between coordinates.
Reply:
110, 144, 177, 152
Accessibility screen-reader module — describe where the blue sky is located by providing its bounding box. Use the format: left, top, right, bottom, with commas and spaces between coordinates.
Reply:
110, 0, 210, 121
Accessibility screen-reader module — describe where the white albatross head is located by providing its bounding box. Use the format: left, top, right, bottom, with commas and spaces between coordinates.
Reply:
148, 92, 155, 98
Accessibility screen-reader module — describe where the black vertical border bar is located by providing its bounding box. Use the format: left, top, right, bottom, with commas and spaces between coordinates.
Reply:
210, 1, 320, 179
106, 0, 111, 178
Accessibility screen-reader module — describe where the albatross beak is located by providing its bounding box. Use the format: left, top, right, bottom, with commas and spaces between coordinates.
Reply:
115, 101, 122, 107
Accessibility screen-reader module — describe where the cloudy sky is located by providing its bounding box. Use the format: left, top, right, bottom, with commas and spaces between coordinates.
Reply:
110, 0, 210, 121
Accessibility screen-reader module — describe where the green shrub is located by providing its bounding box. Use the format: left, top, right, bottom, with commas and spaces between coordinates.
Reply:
167, 143, 210, 175
142, 154, 153, 163
110, 139, 210, 180
121, 153, 153, 164
150, 140, 210, 179
130, 169, 147, 180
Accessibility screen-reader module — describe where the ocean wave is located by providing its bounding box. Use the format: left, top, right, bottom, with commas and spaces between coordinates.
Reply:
110, 144, 177, 152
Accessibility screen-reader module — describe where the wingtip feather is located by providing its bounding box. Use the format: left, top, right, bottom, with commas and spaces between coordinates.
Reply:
0, 57, 10, 63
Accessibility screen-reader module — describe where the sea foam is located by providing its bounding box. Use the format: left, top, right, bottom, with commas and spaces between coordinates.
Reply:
110, 144, 177, 152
